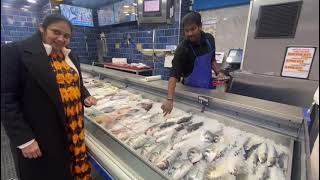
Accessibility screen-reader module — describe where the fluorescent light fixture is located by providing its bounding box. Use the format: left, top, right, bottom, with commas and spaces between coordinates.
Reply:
125, 13, 130, 16
24, 5, 31, 8
132, 3, 137, 6
123, 11, 128, 14
3, 5, 11, 8
55, 6, 59, 9
123, 5, 129, 8
21, 8, 29, 11
27, 0, 37, 3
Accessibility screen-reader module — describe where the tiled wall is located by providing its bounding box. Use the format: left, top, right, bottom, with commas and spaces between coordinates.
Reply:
1, 0, 191, 79
1, 3, 99, 65
1, 7, 40, 45
69, 25, 100, 64
99, 0, 191, 80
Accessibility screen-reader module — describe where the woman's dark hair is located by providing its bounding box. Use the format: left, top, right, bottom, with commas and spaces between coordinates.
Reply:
41, 14, 73, 32
182, 11, 202, 28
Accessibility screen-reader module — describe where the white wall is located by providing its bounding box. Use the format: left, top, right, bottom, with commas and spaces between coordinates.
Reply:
200, 5, 250, 57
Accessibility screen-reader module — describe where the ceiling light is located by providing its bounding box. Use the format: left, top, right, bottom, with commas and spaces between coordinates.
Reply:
132, 3, 137, 6
123, 5, 129, 8
125, 13, 130, 16
55, 6, 59, 9
27, 0, 37, 3
21, 8, 29, 11
3, 5, 11, 8
123, 11, 128, 14
24, 5, 31, 8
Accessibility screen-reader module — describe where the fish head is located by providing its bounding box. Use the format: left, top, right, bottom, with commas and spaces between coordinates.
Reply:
203, 147, 215, 162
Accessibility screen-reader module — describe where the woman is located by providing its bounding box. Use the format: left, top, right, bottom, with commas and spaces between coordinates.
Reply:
1, 14, 97, 180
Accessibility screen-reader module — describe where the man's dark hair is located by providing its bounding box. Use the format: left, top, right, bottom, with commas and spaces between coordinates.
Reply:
182, 11, 202, 28
41, 14, 73, 32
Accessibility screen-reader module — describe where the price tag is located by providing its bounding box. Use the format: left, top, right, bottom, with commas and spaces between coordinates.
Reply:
198, 96, 209, 106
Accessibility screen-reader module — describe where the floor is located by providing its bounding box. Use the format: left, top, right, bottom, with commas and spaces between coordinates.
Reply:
1, 123, 18, 180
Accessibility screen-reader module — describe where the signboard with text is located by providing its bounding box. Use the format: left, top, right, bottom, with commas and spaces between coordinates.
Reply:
281, 47, 316, 79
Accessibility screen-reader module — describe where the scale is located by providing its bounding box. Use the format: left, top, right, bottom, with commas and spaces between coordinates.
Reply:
222, 49, 243, 76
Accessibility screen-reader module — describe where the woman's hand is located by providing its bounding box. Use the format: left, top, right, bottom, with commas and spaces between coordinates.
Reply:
22, 141, 42, 159
84, 96, 97, 106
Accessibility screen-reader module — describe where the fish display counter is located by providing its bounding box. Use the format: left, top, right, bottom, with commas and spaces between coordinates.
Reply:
80, 64, 310, 180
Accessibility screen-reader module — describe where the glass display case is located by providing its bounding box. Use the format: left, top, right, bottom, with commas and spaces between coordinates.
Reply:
81, 64, 310, 180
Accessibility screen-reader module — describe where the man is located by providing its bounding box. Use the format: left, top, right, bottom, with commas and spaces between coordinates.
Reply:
161, 11, 224, 115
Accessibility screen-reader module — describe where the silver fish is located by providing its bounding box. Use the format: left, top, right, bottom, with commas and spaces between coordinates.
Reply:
159, 121, 176, 129
140, 142, 158, 157
247, 152, 259, 174
168, 160, 193, 180
205, 162, 230, 179
156, 133, 174, 143
149, 113, 164, 123
268, 166, 286, 180
100, 106, 115, 113
244, 137, 263, 152
267, 144, 277, 167
166, 114, 193, 123
155, 150, 182, 170
184, 164, 205, 180
277, 152, 288, 173
109, 95, 127, 101
254, 164, 269, 180
176, 115, 193, 124
145, 123, 160, 136
186, 122, 204, 132
225, 152, 247, 176
181, 130, 202, 141
137, 102, 153, 111
126, 134, 149, 150
203, 143, 229, 163
148, 143, 170, 163
200, 130, 221, 143
257, 143, 268, 164
187, 148, 203, 164
172, 139, 188, 150
153, 124, 182, 137
171, 130, 180, 143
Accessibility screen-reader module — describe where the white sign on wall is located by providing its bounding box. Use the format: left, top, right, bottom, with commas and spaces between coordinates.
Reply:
281, 47, 316, 79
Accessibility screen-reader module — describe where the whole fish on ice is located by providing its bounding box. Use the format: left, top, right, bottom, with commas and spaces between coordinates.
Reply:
155, 149, 182, 170
266, 143, 278, 167
200, 130, 223, 143
140, 142, 158, 157
126, 134, 149, 150
203, 143, 230, 163
168, 160, 193, 180
187, 147, 203, 164
148, 143, 170, 163
257, 142, 268, 164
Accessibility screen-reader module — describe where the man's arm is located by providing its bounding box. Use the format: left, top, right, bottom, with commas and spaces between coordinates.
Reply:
161, 77, 177, 116
212, 60, 221, 75
167, 77, 177, 99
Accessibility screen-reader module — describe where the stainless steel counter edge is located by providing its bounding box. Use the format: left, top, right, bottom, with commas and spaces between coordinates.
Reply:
81, 63, 303, 125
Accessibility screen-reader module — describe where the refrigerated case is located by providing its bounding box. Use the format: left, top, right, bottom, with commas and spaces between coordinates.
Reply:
80, 63, 310, 180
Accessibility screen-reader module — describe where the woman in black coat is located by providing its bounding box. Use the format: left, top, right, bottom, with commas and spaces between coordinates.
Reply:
1, 14, 97, 180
